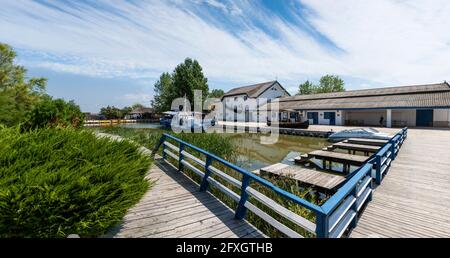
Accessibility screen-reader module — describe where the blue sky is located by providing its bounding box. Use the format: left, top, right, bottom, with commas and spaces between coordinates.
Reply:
1, 0, 450, 112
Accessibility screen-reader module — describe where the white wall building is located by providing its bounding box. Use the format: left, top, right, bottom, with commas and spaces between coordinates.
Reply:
219, 81, 290, 122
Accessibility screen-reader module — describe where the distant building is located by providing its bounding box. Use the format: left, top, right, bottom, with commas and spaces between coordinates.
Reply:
126, 107, 156, 119
262, 81, 450, 128
219, 80, 290, 122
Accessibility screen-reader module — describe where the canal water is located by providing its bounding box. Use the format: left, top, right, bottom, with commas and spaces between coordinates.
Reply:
229, 133, 329, 171
110, 123, 352, 174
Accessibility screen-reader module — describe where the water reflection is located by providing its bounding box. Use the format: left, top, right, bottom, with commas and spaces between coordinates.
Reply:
230, 133, 329, 171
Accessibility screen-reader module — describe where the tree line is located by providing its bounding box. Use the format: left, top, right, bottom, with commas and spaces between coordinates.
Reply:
0, 43, 84, 129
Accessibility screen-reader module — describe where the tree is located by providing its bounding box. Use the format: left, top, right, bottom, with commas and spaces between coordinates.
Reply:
296, 80, 315, 95
100, 106, 123, 119
121, 106, 133, 118
151, 58, 209, 112
151, 72, 172, 112
172, 58, 209, 108
0, 43, 47, 126
316, 75, 345, 94
296, 75, 345, 95
208, 89, 225, 98
22, 95, 85, 130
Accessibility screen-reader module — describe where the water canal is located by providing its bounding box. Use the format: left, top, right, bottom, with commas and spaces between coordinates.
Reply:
107, 123, 338, 172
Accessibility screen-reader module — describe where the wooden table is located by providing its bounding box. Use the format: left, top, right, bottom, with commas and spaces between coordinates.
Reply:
307, 150, 369, 174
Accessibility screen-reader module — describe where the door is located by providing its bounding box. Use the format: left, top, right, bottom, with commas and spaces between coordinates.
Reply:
416, 109, 433, 127
324, 112, 336, 125
307, 112, 319, 124
234, 106, 238, 122
245, 107, 250, 122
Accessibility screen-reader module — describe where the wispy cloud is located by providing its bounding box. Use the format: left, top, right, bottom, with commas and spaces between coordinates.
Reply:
1, 0, 449, 93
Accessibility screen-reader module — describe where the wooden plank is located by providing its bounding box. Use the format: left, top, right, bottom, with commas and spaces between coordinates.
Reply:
107, 157, 266, 238
260, 163, 346, 190
244, 202, 304, 238
328, 195, 356, 233
246, 187, 317, 234
346, 138, 388, 146
352, 128, 450, 238
307, 150, 368, 166
332, 142, 380, 152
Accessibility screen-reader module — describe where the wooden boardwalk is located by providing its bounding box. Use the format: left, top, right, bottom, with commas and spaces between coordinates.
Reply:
106, 157, 266, 238
259, 163, 345, 191
351, 129, 450, 237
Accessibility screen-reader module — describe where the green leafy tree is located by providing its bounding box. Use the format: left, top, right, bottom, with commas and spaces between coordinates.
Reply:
151, 72, 172, 112
172, 58, 209, 108
296, 80, 315, 95
151, 58, 209, 112
100, 106, 123, 119
0, 43, 47, 126
22, 95, 85, 130
121, 106, 133, 118
208, 89, 225, 98
296, 75, 345, 95
316, 75, 345, 94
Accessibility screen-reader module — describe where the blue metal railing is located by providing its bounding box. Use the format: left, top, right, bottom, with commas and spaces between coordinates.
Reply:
153, 127, 408, 238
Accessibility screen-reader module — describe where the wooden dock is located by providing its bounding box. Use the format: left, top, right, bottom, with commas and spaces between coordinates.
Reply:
259, 163, 346, 191
330, 142, 380, 155
304, 150, 369, 173
106, 157, 266, 238
346, 138, 388, 146
351, 129, 450, 237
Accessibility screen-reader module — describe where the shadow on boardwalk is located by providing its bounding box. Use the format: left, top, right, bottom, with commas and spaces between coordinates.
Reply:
105, 157, 266, 238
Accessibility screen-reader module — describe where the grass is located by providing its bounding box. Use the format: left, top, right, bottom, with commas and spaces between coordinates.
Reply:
94, 126, 325, 237
0, 127, 152, 238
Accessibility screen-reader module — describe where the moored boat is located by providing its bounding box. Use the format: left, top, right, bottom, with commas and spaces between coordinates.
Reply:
328, 127, 393, 142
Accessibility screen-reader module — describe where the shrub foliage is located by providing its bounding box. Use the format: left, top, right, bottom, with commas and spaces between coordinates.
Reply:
0, 127, 151, 237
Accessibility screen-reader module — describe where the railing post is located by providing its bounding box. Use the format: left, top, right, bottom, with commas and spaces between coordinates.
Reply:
375, 154, 382, 184
161, 135, 167, 160
315, 211, 329, 238
178, 142, 185, 172
350, 186, 359, 229
235, 174, 251, 220
390, 141, 396, 160
199, 156, 213, 192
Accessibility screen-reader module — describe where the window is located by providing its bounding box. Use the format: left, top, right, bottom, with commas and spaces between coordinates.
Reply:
244, 96, 248, 101
234, 96, 238, 101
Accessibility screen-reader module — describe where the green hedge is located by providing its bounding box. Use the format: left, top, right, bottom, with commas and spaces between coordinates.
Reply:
0, 127, 152, 237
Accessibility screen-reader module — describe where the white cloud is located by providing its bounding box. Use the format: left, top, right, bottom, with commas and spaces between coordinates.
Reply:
0, 0, 449, 93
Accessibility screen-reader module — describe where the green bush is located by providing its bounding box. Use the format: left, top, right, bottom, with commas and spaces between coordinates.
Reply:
0, 127, 151, 237
22, 95, 85, 130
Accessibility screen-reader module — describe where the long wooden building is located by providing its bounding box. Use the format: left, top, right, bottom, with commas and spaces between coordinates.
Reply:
262, 81, 450, 128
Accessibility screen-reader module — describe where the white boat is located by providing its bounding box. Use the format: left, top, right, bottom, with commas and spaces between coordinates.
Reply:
328, 128, 393, 142
161, 111, 215, 131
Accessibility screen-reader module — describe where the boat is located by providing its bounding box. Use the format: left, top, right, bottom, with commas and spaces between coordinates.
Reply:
267, 120, 309, 129
159, 111, 177, 129
328, 127, 393, 142
266, 109, 310, 129
160, 111, 216, 131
